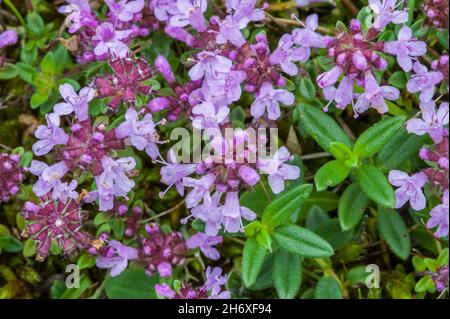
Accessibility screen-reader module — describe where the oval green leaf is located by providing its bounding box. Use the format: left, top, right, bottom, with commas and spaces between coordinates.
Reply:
353, 116, 406, 159
338, 183, 369, 231
272, 225, 334, 258
273, 249, 302, 299
357, 164, 395, 208
378, 208, 411, 260
241, 238, 267, 287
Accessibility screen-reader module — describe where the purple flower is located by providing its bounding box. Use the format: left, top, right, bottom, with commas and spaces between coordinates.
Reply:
54, 84, 94, 121
105, 0, 145, 22
225, 0, 265, 28
0, 30, 18, 49
169, 0, 208, 32
296, 0, 329, 6
93, 156, 136, 211
354, 72, 400, 115
30, 161, 69, 197
155, 55, 175, 83
139, 223, 187, 277
0, 153, 24, 203
369, 0, 409, 30
250, 82, 294, 120
115, 109, 162, 160
432, 265, 449, 292
270, 34, 310, 76
52, 180, 78, 203
388, 170, 428, 211
258, 146, 301, 194
220, 191, 256, 233
407, 62, 444, 102
32, 113, 69, 156
150, 0, 179, 22
200, 70, 246, 105
183, 173, 216, 208
186, 232, 223, 260
93, 22, 132, 58
96, 240, 138, 277
160, 151, 197, 196
22, 197, 90, 261
191, 100, 230, 129
155, 266, 230, 299
292, 14, 326, 49
406, 101, 449, 143
186, 192, 223, 236
58, 0, 93, 33
427, 189, 449, 238
317, 66, 343, 88
383, 26, 427, 72
204, 266, 231, 299
238, 165, 260, 186
216, 15, 246, 48
188, 51, 232, 82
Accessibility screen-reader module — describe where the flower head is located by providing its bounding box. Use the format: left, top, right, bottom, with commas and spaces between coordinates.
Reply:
0, 154, 24, 203
250, 82, 294, 120
427, 189, 449, 238
388, 170, 428, 211
96, 239, 139, 277
0, 30, 18, 49
186, 232, 223, 260
369, 0, 408, 30
139, 223, 187, 277
406, 101, 449, 143
54, 84, 94, 121
22, 197, 90, 261
93, 22, 132, 58
32, 113, 69, 156
383, 26, 427, 72
407, 62, 444, 102
105, 0, 145, 22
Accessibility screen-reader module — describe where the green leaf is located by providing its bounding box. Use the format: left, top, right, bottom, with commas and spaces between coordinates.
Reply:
376, 130, 424, 172
299, 191, 339, 219
338, 183, 369, 231
378, 208, 411, 260
272, 225, 334, 258
23, 238, 36, 258
77, 253, 97, 270
353, 116, 405, 159
299, 77, 316, 101
30, 91, 50, 109
298, 104, 352, 152
105, 269, 158, 299
315, 276, 343, 299
314, 160, 349, 191
0, 64, 19, 80
248, 254, 274, 291
357, 164, 395, 208
328, 141, 353, 160
241, 238, 267, 287
388, 71, 408, 89
273, 249, 302, 299
240, 182, 271, 215
262, 184, 313, 228
0, 235, 24, 253
255, 226, 272, 251
40, 52, 56, 74
305, 205, 330, 231
59, 275, 91, 299
415, 276, 435, 293
315, 219, 354, 250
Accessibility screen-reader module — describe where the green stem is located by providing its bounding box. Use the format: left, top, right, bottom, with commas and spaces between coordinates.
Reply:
89, 279, 106, 299
3, 0, 26, 26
